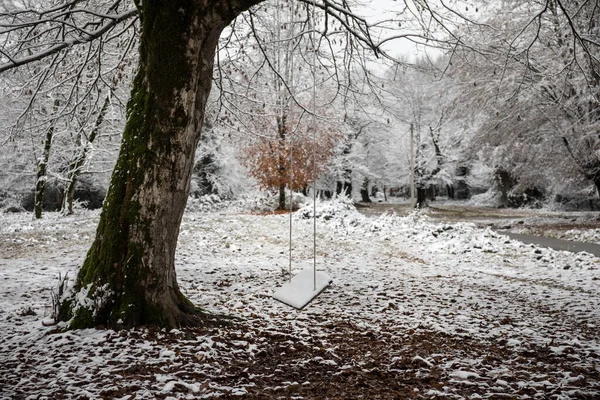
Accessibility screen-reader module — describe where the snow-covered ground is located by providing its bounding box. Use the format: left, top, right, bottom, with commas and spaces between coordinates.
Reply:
1, 199, 599, 399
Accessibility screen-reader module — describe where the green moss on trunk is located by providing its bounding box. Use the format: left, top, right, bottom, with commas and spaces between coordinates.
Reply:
58, 0, 266, 331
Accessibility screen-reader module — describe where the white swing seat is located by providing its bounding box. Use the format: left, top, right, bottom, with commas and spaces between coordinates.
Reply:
272, 268, 332, 309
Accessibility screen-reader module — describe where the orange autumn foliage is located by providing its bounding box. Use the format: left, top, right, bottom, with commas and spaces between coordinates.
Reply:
241, 118, 339, 191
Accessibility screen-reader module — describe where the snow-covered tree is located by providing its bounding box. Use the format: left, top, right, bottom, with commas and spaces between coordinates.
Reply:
213, 0, 350, 209
0, 0, 137, 217
450, 0, 600, 204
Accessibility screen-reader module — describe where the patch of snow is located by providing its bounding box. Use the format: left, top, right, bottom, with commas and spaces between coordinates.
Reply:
450, 370, 482, 380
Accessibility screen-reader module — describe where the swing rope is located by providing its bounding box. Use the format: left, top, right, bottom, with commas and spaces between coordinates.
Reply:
272, 1, 332, 310
284, 0, 293, 283
311, 0, 317, 291
287, 0, 318, 290
288, 117, 294, 283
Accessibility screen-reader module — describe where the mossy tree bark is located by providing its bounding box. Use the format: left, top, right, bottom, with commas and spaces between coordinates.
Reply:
58, 0, 264, 329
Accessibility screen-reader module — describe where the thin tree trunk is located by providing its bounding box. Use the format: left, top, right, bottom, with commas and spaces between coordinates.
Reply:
278, 182, 286, 210
276, 113, 287, 211
344, 181, 353, 197
59, 1, 262, 329
336, 169, 352, 197
447, 184, 455, 199
34, 127, 53, 219
416, 186, 428, 208
360, 178, 371, 203
34, 100, 59, 219
336, 140, 353, 198
61, 94, 110, 215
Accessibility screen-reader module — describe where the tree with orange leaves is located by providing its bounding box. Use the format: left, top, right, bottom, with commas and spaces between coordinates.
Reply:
241, 115, 339, 210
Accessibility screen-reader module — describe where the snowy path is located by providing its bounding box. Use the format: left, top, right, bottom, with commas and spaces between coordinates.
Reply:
1, 203, 599, 399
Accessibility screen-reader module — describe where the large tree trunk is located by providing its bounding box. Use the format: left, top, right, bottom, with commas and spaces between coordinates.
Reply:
59, 1, 261, 330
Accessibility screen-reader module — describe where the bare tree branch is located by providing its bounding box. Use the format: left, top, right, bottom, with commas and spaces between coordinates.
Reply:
0, 7, 137, 73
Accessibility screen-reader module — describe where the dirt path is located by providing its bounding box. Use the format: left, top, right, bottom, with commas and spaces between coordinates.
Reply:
497, 230, 600, 256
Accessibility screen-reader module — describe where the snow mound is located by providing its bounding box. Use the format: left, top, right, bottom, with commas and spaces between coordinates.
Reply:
297, 196, 358, 221
185, 192, 277, 214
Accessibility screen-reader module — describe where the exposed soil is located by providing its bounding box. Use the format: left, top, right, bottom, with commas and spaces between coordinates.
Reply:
4, 316, 599, 400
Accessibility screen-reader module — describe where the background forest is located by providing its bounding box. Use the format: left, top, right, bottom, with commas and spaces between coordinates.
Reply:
1, 0, 599, 215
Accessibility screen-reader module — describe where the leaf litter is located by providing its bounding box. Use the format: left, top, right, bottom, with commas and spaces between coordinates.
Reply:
1, 198, 599, 399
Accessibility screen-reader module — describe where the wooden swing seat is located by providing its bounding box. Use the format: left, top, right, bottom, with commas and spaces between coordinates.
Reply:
272, 268, 332, 309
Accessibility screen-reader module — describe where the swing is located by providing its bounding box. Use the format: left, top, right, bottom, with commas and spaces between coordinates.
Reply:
272, 2, 332, 310
271, 178, 332, 309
